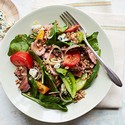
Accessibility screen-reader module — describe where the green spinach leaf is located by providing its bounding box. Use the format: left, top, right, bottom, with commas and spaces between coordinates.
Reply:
8, 34, 29, 56
27, 34, 36, 45
83, 49, 101, 89
59, 96, 73, 106
39, 93, 61, 103
22, 93, 68, 112
87, 32, 99, 51
44, 71, 58, 92
29, 78, 38, 98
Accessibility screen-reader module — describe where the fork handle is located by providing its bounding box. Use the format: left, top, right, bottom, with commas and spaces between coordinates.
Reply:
84, 35, 122, 87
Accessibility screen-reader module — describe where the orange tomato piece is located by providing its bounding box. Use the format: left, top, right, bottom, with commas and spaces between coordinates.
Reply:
36, 81, 49, 94
36, 30, 44, 40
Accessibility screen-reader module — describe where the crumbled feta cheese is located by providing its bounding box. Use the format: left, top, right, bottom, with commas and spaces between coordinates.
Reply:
29, 68, 38, 78
61, 84, 65, 91
58, 33, 69, 42
61, 84, 67, 95
54, 63, 60, 68
31, 24, 42, 30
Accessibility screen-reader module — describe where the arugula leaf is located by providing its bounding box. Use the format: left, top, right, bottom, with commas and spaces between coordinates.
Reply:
8, 34, 29, 56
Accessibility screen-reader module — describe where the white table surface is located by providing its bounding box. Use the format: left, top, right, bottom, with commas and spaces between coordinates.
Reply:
0, 0, 125, 125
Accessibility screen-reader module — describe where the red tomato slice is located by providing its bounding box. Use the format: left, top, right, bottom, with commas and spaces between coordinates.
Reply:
63, 51, 80, 67
10, 51, 33, 69
65, 25, 79, 32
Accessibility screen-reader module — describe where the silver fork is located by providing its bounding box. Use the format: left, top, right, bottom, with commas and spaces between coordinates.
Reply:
60, 11, 122, 87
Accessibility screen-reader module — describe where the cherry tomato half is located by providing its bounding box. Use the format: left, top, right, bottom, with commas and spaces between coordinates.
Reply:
65, 25, 79, 32
63, 51, 80, 67
10, 51, 33, 69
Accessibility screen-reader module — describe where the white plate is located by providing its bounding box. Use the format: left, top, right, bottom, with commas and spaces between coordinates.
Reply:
0, 5, 113, 123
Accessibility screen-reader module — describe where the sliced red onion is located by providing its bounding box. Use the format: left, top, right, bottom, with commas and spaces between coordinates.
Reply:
45, 45, 64, 65
48, 91, 59, 94
43, 52, 49, 59
49, 65, 58, 75
65, 45, 80, 54
54, 63, 60, 69
59, 84, 71, 103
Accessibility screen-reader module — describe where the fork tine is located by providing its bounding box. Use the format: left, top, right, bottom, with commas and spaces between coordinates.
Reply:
60, 14, 72, 26
65, 11, 83, 30
63, 12, 76, 25
60, 15, 67, 25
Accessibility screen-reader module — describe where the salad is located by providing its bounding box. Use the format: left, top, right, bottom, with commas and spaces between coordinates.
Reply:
8, 20, 100, 112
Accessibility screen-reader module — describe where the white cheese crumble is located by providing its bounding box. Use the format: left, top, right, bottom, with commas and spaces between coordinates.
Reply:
57, 33, 69, 42
61, 84, 67, 95
54, 63, 60, 68
29, 68, 38, 78
31, 24, 42, 31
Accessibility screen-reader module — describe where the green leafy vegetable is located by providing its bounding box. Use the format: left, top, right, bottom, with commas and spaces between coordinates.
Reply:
87, 32, 99, 51
39, 93, 73, 106
83, 62, 99, 89
56, 68, 67, 76
29, 78, 38, 98
76, 73, 88, 91
44, 71, 58, 92
8, 34, 29, 56
39, 93, 61, 103
27, 34, 36, 45
22, 93, 68, 112
57, 23, 68, 34
59, 96, 73, 106
41, 101, 68, 112
83, 49, 101, 89
76, 31, 84, 43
